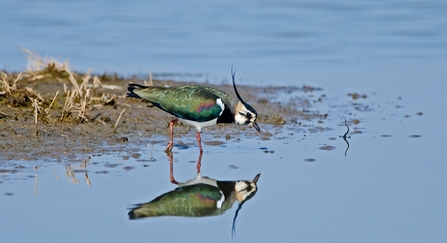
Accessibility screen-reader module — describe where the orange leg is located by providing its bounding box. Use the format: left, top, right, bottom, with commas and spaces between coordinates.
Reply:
165, 119, 178, 152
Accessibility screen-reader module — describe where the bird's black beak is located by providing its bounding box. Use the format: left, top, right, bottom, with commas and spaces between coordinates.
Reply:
252, 121, 261, 132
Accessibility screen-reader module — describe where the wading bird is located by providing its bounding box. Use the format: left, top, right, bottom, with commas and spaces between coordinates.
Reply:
126, 68, 260, 152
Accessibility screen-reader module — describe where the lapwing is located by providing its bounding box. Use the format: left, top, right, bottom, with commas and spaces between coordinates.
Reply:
126, 68, 260, 152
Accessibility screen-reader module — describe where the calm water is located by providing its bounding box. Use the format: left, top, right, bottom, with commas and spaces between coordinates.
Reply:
1, 0, 447, 242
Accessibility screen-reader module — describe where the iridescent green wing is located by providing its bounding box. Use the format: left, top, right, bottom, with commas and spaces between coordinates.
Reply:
133, 85, 233, 122
128, 184, 225, 218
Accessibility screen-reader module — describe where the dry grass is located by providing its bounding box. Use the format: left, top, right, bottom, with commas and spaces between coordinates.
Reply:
18, 48, 109, 124
60, 89, 77, 121
20, 47, 70, 82
59, 67, 94, 123
0, 72, 21, 95
0, 48, 128, 135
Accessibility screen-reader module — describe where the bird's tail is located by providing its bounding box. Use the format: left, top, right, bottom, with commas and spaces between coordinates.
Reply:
126, 83, 149, 99
127, 203, 166, 219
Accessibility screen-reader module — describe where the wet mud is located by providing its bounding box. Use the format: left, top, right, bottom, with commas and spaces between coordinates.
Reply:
0, 71, 324, 163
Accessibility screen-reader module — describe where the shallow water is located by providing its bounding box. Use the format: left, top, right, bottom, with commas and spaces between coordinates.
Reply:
2, 88, 446, 242
1, 0, 447, 242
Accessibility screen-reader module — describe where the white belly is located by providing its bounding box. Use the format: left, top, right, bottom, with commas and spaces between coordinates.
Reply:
180, 117, 218, 132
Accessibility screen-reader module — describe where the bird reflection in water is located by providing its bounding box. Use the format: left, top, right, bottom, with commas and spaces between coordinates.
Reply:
128, 152, 260, 237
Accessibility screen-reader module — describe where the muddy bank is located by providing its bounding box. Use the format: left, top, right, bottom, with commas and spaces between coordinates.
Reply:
0, 70, 325, 162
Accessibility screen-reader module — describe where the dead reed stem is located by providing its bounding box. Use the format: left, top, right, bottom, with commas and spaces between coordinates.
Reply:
12, 72, 21, 91
65, 66, 82, 95
45, 90, 59, 114
114, 108, 126, 133
0, 72, 20, 94
1, 72, 10, 94
144, 73, 153, 86
61, 90, 76, 121
32, 98, 38, 137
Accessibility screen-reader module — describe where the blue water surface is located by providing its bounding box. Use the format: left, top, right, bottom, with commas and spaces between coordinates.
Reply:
1, 0, 447, 242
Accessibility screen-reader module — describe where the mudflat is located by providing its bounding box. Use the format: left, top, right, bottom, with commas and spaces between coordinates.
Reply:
0, 66, 323, 162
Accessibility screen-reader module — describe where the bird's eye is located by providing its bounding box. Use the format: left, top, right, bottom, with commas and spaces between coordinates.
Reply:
246, 112, 252, 118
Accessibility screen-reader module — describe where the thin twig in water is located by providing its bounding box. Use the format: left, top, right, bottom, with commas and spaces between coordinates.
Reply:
342, 119, 350, 156
343, 119, 349, 139
114, 108, 126, 133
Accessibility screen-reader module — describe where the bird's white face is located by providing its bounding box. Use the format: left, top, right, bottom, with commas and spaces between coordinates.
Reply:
234, 174, 260, 203
234, 101, 260, 131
